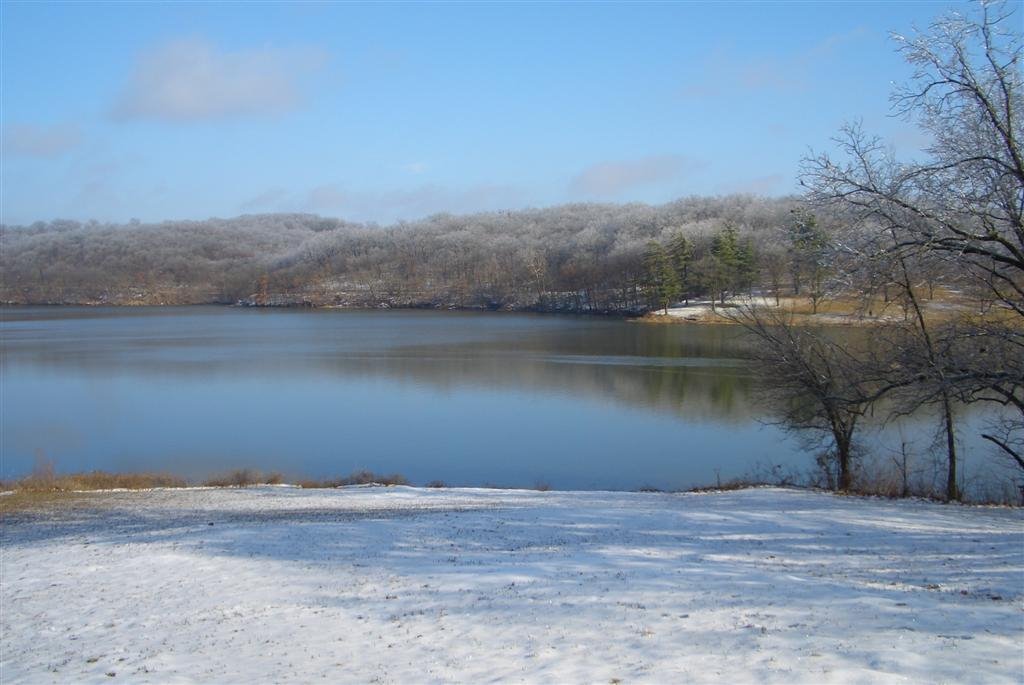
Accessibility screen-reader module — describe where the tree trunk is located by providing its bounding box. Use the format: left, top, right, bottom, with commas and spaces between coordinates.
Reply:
837, 439, 852, 491
942, 392, 959, 501
895, 246, 960, 502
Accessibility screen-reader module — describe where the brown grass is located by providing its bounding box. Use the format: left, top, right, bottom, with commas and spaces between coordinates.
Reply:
0, 470, 190, 515
0, 490, 92, 516
9, 470, 188, 492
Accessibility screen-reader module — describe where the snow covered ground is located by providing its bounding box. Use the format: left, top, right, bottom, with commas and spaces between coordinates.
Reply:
652, 297, 861, 324
2, 486, 1021, 684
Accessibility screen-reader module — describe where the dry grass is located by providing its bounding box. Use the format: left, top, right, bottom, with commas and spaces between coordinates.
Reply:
0, 490, 93, 516
7, 470, 188, 492
298, 470, 408, 488
687, 479, 763, 493
0, 469, 190, 515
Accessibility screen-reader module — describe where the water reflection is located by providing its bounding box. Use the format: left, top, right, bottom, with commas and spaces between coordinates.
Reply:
1, 307, 762, 422
0, 306, 1003, 491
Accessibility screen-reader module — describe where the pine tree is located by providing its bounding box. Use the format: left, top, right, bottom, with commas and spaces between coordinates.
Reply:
667, 232, 693, 304
644, 241, 680, 314
788, 210, 829, 311
736, 237, 758, 296
710, 225, 740, 305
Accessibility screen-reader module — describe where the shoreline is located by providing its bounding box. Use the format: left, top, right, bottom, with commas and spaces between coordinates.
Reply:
1, 300, 646, 320
2, 295, 975, 328
4, 474, 1018, 514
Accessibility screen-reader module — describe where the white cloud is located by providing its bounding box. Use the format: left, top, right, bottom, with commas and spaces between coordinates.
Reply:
112, 38, 326, 121
569, 155, 699, 197
2, 123, 81, 157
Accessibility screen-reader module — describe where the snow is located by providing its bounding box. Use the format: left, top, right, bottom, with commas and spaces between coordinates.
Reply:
2, 486, 1021, 683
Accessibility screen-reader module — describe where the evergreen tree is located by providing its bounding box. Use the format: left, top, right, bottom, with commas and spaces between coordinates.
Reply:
644, 241, 681, 314
788, 210, 829, 311
736, 237, 758, 296
667, 232, 693, 304
710, 225, 740, 305
788, 210, 828, 297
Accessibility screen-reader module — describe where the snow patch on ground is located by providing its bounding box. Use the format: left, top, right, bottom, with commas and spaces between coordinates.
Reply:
2, 487, 1021, 683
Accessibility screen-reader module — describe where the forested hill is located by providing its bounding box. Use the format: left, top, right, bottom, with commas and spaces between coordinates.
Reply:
2, 195, 813, 313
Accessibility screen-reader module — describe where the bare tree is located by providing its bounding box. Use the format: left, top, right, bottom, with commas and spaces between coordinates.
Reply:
734, 306, 888, 492
801, 0, 1023, 495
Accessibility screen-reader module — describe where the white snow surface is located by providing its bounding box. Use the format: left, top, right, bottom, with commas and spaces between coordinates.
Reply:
1, 486, 1022, 684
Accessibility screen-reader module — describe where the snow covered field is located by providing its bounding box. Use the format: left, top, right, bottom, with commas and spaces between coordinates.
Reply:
2, 486, 1022, 684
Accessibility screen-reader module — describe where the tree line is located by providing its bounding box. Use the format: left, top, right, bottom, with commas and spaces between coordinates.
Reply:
2, 195, 832, 311
2, 194, 958, 316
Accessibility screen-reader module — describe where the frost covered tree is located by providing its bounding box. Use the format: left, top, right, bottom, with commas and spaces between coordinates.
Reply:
801, 0, 1024, 498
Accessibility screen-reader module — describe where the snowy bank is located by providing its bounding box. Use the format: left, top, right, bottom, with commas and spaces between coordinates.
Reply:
1, 487, 1021, 683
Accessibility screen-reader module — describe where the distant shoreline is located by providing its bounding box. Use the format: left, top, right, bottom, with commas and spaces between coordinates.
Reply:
2, 295, 969, 328
1, 300, 648, 319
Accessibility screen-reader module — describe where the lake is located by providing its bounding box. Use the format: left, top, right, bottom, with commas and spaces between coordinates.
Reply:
0, 306, 1005, 491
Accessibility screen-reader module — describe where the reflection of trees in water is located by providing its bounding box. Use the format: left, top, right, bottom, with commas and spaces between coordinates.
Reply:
3, 314, 763, 422
321, 354, 761, 422
2, 309, 985, 431
3, 309, 1007, 496
6, 333, 761, 423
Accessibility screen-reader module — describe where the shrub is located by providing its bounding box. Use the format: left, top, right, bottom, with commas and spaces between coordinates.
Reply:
298, 470, 409, 488
203, 468, 276, 487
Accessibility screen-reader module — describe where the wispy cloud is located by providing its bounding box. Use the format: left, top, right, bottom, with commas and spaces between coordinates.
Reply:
112, 38, 327, 121
2, 123, 81, 157
401, 162, 429, 175
569, 155, 700, 198
717, 173, 787, 195
680, 27, 867, 100
64, 159, 128, 218
306, 183, 527, 221
679, 51, 805, 99
239, 187, 290, 212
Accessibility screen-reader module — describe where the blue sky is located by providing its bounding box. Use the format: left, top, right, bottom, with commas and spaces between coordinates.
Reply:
1, 1, 961, 225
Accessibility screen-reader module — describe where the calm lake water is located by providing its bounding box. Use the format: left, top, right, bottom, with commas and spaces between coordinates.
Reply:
0, 306, 1005, 491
